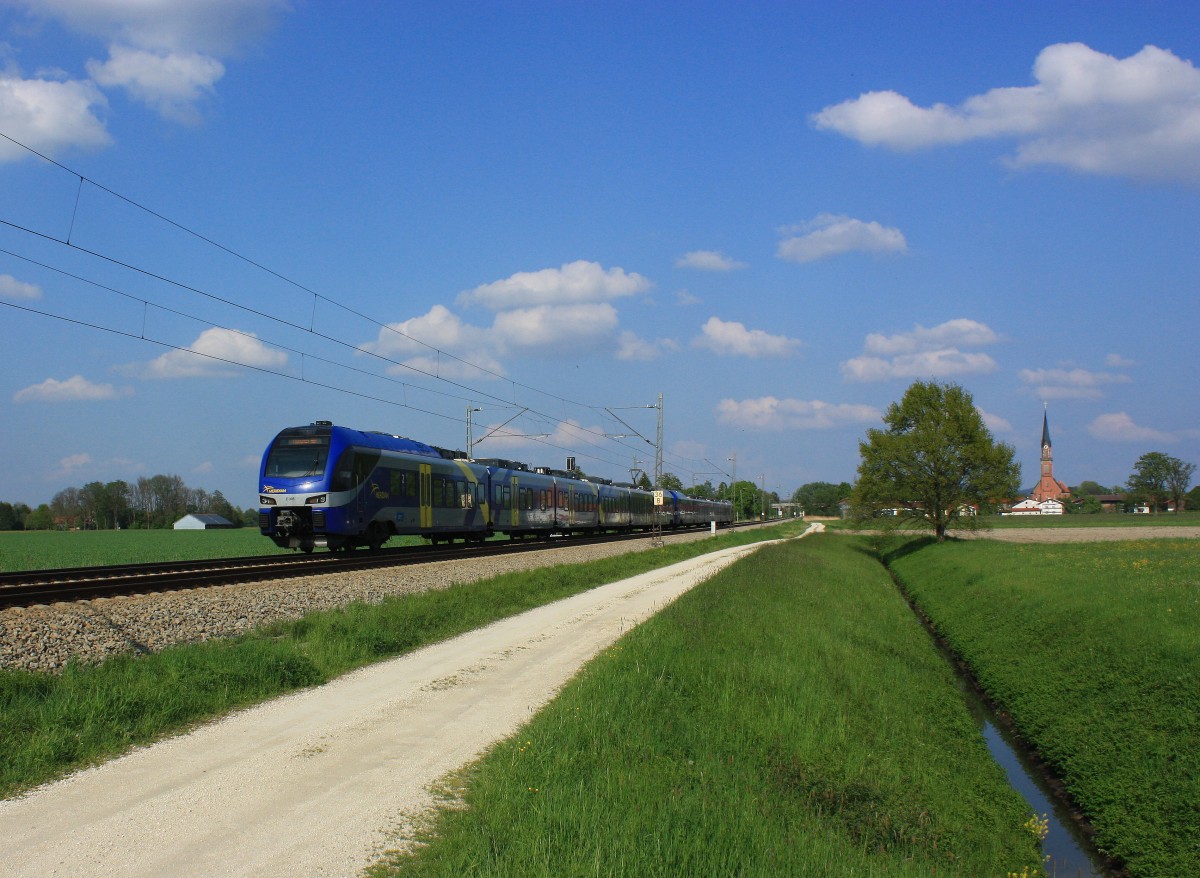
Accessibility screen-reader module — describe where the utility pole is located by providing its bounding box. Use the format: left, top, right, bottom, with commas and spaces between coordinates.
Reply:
606, 394, 663, 546
653, 392, 664, 547
466, 406, 482, 459
728, 452, 737, 522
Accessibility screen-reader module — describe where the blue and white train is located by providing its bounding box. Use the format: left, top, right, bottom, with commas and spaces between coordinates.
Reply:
258, 422, 733, 552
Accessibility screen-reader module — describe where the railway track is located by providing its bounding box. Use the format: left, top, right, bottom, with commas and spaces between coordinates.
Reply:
0, 526, 753, 610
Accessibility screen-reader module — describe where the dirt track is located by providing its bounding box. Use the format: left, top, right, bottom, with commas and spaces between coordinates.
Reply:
0, 537, 788, 878
957, 526, 1200, 542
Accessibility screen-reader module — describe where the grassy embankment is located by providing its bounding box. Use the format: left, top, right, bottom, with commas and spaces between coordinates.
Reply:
375, 534, 1043, 877
0, 524, 798, 798
883, 536, 1200, 878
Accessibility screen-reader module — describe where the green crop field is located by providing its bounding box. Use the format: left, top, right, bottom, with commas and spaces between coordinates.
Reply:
0, 529, 431, 572
883, 536, 1200, 878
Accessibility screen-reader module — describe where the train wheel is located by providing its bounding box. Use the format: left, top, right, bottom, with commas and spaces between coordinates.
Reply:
367, 523, 386, 551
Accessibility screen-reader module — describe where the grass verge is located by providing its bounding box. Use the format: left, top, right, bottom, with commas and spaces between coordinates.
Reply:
373, 534, 1044, 877
821, 511, 1200, 534
881, 536, 1200, 878
0, 524, 799, 799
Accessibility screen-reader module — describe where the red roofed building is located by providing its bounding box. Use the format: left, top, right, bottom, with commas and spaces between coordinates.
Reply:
1030, 408, 1070, 503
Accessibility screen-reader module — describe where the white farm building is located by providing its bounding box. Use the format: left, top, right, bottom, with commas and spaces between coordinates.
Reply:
173, 514, 235, 530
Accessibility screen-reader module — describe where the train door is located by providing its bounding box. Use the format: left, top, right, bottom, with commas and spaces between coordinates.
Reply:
419, 463, 432, 529
510, 475, 520, 529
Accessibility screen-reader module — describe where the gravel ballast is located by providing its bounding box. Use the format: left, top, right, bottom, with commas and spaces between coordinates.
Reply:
0, 531, 723, 673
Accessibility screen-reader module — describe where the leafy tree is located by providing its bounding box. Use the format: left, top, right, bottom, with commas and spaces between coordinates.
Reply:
26, 504, 54, 530
50, 486, 83, 529
1127, 452, 1194, 513
686, 480, 716, 500
0, 502, 23, 530
635, 473, 653, 491
728, 479, 761, 521
851, 381, 1021, 541
1167, 456, 1196, 512
1072, 480, 1110, 496
790, 481, 852, 517
656, 472, 684, 491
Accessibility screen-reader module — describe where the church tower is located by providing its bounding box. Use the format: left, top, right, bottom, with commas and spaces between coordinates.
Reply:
1030, 407, 1069, 502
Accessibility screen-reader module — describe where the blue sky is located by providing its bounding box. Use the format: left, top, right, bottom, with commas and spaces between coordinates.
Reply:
2, 0, 1198, 510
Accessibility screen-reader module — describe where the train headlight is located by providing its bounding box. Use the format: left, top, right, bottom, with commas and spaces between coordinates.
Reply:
306, 494, 327, 505
259, 496, 277, 506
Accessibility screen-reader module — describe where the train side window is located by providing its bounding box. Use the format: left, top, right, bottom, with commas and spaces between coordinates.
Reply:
390, 469, 417, 506
330, 448, 355, 492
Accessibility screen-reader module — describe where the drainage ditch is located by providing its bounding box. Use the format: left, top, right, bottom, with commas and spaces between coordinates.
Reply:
884, 563, 1118, 877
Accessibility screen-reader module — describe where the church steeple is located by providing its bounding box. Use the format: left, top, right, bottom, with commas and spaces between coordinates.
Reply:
1031, 405, 1068, 503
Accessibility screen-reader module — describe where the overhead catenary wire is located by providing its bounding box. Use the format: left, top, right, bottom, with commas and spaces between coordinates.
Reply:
0, 129, 725, 481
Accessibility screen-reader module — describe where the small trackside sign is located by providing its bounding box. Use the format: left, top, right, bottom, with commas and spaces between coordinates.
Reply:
653, 491, 664, 506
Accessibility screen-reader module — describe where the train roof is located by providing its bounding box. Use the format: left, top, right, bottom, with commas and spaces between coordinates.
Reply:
276, 423, 445, 459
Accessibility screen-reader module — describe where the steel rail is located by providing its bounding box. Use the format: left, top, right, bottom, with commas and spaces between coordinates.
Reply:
0, 525, 752, 610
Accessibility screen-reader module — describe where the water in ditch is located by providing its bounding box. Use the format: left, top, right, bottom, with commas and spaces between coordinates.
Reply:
957, 681, 1110, 877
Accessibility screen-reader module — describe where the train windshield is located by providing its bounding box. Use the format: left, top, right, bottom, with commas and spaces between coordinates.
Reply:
264, 431, 332, 478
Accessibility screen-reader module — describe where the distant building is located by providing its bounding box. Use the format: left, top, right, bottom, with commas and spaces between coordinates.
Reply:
173, 513, 235, 530
1030, 408, 1070, 503
1010, 497, 1064, 516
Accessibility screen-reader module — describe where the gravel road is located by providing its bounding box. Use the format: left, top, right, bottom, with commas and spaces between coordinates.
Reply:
0, 535, 791, 878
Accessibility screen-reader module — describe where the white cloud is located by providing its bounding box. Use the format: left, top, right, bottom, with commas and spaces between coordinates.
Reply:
363, 305, 503, 378
979, 409, 1014, 434
675, 250, 746, 271
192, 461, 214, 474
777, 214, 907, 263
1087, 412, 1176, 443
812, 42, 1200, 184
675, 289, 701, 306
0, 273, 43, 299
842, 350, 998, 382
137, 327, 287, 378
14, 374, 132, 402
842, 318, 1000, 381
0, 72, 110, 161
57, 452, 92, 472
715, 397, 881, 431
12, 0, 288, 123
18, 0, 288, 56
1104, 353, 1136, 368
492, 303, 619, 353
1019, 367, 1130, 399
87, 46, 223, 124
864, 318, 999, 355
614, 331, 679, 362
458, 260, 652, 311
693, 316, 800, 358
473, 417, 600, 458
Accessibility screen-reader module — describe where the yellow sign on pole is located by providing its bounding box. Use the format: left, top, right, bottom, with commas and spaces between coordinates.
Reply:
653, 490, 664, 506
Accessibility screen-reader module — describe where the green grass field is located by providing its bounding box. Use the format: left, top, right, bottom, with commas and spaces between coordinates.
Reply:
883, 536, 1200, 878
8, 524, 1191, 875
0, 528, 428, 572
377, 535, 1043, 877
